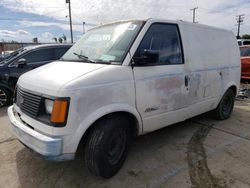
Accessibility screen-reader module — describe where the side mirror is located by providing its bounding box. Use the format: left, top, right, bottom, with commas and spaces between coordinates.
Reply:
17, 58, 27, 68
133, 49, 159, 65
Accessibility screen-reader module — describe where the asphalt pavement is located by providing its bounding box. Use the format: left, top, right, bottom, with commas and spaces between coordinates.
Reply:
1, 98, 250, 188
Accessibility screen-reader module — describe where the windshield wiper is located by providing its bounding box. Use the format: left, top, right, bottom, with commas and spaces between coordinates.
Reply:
73, 52, 96, 63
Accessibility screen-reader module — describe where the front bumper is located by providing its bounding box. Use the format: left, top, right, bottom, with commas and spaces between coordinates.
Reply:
241, 75, 250, 80
8, 106, 63, 158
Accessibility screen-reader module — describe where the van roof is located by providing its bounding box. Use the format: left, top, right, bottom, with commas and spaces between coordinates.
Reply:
97, 18, 232, 33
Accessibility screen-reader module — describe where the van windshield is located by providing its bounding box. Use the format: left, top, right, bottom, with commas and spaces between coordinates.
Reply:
61, 21, 144, 64
240, 47, 250, 57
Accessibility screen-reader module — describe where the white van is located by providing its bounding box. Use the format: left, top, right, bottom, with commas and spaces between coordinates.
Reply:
8, 19, 240, 178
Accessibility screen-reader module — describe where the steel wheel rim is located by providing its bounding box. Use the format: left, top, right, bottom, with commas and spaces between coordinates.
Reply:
107, 128, 127, 165
0, 89, 7, 107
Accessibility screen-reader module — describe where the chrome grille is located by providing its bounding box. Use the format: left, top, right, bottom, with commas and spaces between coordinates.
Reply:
16, 87, 42, 117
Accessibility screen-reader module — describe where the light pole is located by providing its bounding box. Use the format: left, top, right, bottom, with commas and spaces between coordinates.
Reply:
66, 0, 73, 43
190, 7, 198, 23
83, 22, 85, 34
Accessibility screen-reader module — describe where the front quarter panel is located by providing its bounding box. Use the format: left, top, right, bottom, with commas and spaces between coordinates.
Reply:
66, 103, 142, 154
54, 65, 142, 154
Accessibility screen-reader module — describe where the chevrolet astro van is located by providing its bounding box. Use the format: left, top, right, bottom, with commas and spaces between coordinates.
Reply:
8, 19, 240, 178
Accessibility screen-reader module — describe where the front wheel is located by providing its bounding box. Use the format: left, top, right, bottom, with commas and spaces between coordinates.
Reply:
213, 89, 235, 120
0, 87, 11, 107
84, 115, 130, 178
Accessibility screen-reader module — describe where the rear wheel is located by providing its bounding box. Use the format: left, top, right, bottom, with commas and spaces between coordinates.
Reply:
214, 89, 235, 120
84, 115, 130, 178
0, 87, 11, 107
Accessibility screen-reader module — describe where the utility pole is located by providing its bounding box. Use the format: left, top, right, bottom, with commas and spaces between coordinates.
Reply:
236, 14, 245, 39
82, 22, 85, 34
66, 0, 73, 43
190, 7, 198, 23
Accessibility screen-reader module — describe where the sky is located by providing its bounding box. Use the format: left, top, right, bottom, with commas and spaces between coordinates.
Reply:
0, 0, 250, 43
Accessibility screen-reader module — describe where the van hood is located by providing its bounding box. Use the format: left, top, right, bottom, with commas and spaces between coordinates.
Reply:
18, 61, 105, 95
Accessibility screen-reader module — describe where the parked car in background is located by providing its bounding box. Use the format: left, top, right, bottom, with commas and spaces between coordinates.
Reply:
240, 45, 250, 81
0, 44, 72, 107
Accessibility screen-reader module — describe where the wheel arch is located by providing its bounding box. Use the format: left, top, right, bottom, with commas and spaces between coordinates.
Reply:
0, 82, 12, 93
215, 82, 238, 109
214, 83, 237, 120
70, 104, 143, 155
224, 82, 238, 97
0, 82, 12, 106
228, 85, 237, 97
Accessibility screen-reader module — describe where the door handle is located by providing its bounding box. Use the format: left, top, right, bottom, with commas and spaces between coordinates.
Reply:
185, 75, 189, 87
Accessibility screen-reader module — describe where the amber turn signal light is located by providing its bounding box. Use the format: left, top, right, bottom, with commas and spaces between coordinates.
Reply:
50, 100, 68, 123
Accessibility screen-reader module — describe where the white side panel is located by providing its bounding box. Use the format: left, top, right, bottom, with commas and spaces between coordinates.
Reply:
179, 22, 240, 118
133, 65, 188, 134
143, 108, 186, 134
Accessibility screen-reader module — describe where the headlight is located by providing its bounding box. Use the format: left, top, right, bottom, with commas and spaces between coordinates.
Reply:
42, 98, 70, 127
45, 99, 54, 114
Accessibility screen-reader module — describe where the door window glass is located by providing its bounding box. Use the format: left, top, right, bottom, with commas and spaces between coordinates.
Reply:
240, 47, 250, 57
54, 47, 70, 59
22, 48, 54, 64
134, 23, 183, 65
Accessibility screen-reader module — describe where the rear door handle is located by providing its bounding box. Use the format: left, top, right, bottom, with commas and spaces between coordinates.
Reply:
185, 75, 189, 87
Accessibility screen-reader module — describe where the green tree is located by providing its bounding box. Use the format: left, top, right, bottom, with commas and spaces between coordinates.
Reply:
242, 34, 250, 39
52, 37, 58, 43
62, 34, 67, 43
10, 40, 18, 43
58, 37, 63, 43
32, 37, 38, 43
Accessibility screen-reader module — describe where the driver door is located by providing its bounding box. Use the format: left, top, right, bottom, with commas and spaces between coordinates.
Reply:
132, 23, 189, 133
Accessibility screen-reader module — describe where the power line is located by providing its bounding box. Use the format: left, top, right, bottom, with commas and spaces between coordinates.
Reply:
0, 17, 97, 27
0, 4, 66, 9
72, 11, 97, 25
236, 14, 245, 39
190, 7, 198, 23
0, 1, 66, 9
0, 17, 69, 24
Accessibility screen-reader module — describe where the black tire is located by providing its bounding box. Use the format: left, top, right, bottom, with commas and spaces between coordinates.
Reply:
214, 89, 235, 120
84, 115, 130, 178
0, 86, 11, 107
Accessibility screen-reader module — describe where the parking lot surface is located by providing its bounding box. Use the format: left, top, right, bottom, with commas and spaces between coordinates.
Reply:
1, 98, 250, 188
